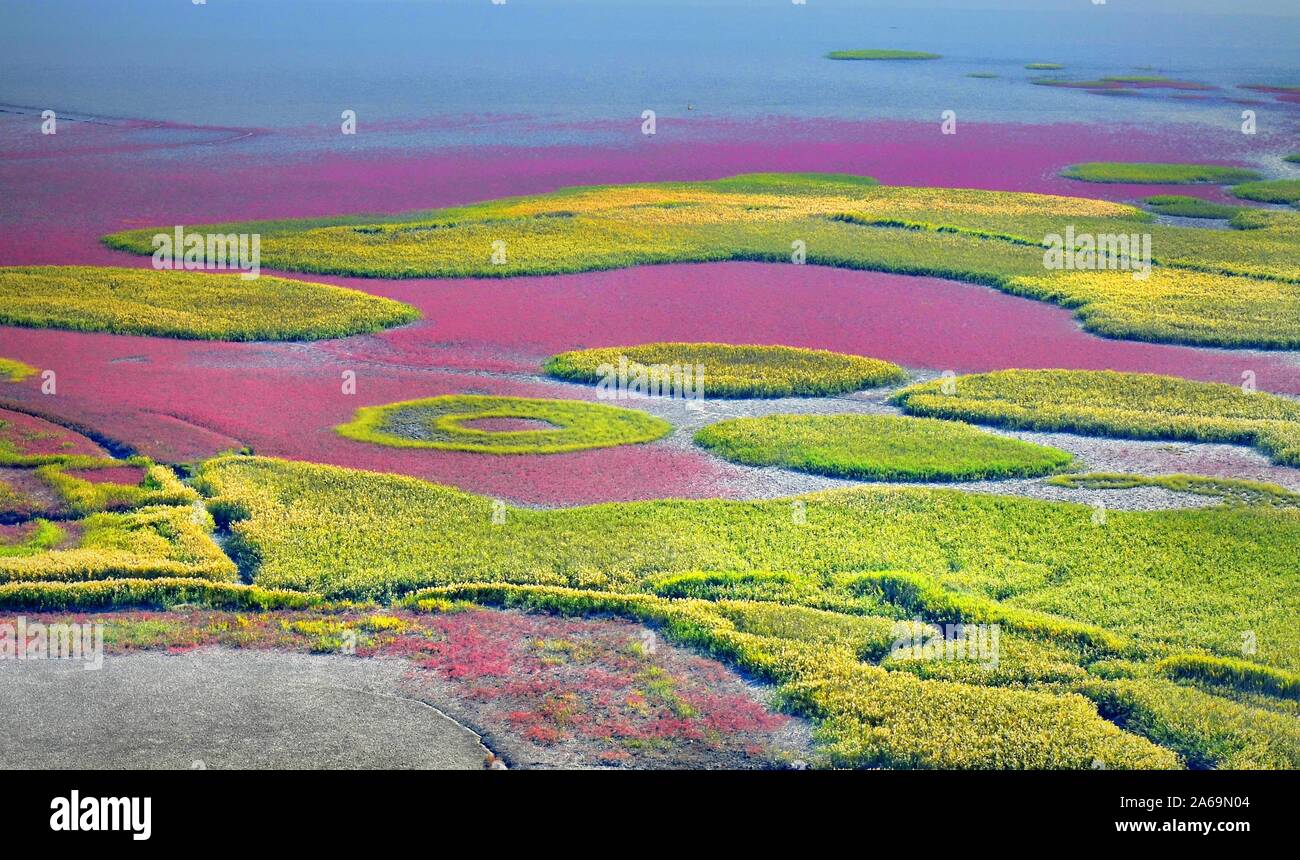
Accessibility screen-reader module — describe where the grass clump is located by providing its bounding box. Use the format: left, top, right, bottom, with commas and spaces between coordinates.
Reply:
826, 50, 941, 61
0, 266, 418, 341
1142, 194, 1241, 219
0, 505, 236, 584
0, 577, 316, 612
1025, 63, 1064, 70
1156, 654, 1300, 701
544, 343, 906, 398
335, 394, 671, 454
842, 570, 1126, 653
997, 266, 1300, 349
36, 459, 199, 515
694, 413, 1073, 481
0, 358, 37, 382
100, 173, 1300, 349
893, 369, 1300, 467
1285, 154, 1300, 164
0, 520, 65, 558
1230, 179, 1300, 206
648, 570, 827, 605
1061, 162, 1262, 185
1086, 679, 1300, 769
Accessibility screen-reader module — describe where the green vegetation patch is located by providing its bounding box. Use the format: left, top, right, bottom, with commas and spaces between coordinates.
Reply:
1061, 162, 1262, 185
1086, 678, 1300, 769
0, 266, 418, 341
694, 414, 1072, 481
1285, 154, 1300, 164
0, 577, 316, 612
1025, 63, 1064, 70
335, 394, 671, 454
893, 370, 1300, 467
0, 358, 38, 382
109, 455, 1300, 768
1230, 179, 1300, 206
0, 520, 65, 558
0, 505, 236, 584
966, 72, 998, 79
100, 173, 1300, 349
196, 456, 1300, 673
1156, 654, 1300, 701
1142, 195, 1241, 219
544, 342, 906, 398
36, 459, 199, 516
826, 50, 941, 61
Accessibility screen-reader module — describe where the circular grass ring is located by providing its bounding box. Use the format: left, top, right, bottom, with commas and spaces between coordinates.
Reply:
336, 395, 672, 454
544, 343, 907, 399
694, 413, 1073, 481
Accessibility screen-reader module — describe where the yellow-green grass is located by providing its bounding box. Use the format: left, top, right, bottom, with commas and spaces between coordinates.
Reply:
694, 414, 1073, 481
1156, 654, 1300, 700
0, 505, 236, 584
100, 173, 1300, 349
335, 395, 671, 454
195, 456, 1300, 673
543, 343, 906, 398
826, 50, 941, 61
0, 266, 418, 341
1086, 679, 1300, 769
893, 370, 1300, 467
1230, 179, 1300, 206
1025, 63, 1064, 70
0, 358, 37, 382
1060, 162, 1262, 185
1286, 154, 1300, 164
0, 577, 316, 612
401, 583, 1175, 770
3, 456, 197, 519
0, 520, 64, 558
35, 459, 199, 515
1143, 195, 1241, 219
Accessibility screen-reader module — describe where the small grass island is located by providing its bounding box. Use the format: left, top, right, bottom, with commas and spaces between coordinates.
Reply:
826, 49, 941, 61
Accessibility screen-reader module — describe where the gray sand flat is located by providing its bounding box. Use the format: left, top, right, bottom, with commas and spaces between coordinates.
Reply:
0, 648, 490, 770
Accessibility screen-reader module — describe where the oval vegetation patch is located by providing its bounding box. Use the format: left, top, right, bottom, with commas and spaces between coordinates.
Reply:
544, 343, 906, 399
694, 413, 1072, 481
0, 266, 418, 342
336, 395, 672, 454
891, 369, 1300, 467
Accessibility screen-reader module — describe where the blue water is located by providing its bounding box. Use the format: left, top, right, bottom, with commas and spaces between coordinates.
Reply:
1, 0, 1297, 131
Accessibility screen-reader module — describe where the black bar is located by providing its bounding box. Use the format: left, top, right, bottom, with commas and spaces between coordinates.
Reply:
2, 770, 1283, 847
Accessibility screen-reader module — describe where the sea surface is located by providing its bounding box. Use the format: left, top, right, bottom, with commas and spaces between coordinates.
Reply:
1, 0, 1297, 148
